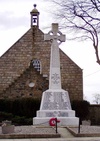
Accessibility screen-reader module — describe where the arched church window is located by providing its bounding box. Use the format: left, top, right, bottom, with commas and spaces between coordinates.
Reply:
32, 59, 41, 72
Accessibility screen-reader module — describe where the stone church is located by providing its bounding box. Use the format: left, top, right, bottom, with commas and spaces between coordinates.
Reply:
0, 5, 83, 102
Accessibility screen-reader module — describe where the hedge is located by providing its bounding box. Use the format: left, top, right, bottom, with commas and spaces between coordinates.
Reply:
0, 98, 40, 125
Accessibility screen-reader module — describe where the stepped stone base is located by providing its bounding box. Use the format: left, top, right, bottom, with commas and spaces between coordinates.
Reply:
37, 110, 75, 117
33, 116, 79, 126
33, 89, 79, 126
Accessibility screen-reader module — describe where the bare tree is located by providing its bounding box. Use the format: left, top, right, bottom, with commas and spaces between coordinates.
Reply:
45, 0, 100, 65
93, 93, 100, 104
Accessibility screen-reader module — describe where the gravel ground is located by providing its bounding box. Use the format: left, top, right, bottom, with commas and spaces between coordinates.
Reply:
1, 126, 100, 140
1, 125, 100, 136
0, 126, 57, 135
69, 125, 100, 134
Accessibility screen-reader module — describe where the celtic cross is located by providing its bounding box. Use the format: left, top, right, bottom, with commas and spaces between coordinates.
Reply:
44, 23, 66, 89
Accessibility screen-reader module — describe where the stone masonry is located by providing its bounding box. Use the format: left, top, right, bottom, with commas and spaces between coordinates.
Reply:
0, 6, 83, 102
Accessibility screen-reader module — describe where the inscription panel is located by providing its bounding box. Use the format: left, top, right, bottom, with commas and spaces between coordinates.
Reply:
46, 111, 69, 117
41, 91, 71, 110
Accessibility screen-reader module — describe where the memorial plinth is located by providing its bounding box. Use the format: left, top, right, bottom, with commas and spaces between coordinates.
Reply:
33, 23, 79, 126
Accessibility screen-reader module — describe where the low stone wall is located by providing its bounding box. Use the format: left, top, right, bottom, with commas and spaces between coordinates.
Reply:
88, 105, 100, 125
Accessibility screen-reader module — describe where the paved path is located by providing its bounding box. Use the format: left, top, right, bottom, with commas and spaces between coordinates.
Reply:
0, 137, 100, 141
58, 127, 74, 138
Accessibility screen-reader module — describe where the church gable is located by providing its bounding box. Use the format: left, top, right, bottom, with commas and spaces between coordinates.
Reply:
0, 5, 83, 101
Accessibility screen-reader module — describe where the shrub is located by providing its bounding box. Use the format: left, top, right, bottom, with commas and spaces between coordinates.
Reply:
12, 116, 32, 125
0, 112, 13, 122
0, 98, 40, 125
71, 100, 90, 122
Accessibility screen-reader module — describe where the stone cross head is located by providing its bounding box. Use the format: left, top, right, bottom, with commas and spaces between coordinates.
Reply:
44, 23, 66, 45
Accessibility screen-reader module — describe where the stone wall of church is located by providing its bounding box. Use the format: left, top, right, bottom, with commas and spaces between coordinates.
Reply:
0, 27, 83, 102
60, 51, 83, 101
1, 64, 48, 99
0, 29, 33, 93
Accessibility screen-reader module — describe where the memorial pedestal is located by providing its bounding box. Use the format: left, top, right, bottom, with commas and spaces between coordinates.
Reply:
33, 89, 79, 126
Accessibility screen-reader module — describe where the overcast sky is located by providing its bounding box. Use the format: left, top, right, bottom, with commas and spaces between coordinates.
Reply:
0, 0, 100, 103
